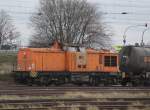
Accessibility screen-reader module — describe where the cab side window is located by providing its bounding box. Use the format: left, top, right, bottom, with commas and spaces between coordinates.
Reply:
104, 56, 117, 67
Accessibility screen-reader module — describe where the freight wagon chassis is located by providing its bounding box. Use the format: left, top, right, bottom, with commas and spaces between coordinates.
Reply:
121, 72, 150, 86
13, 71, 121, 86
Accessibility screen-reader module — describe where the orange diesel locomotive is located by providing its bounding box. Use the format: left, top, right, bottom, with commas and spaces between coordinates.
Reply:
14, 42, 120, 85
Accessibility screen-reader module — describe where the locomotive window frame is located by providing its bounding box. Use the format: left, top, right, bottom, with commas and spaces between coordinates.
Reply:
104, 56, 111, 66
111, 56, 117, 66
104, 56, 117, 67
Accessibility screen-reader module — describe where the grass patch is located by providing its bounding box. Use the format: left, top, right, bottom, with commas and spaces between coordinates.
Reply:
86, 105, 99, 110
0, 74, 13, 81
0, 92, 149, 100
1, 104, 44, 109
0, 53, 16, 64
0, 53, 16, 81
64, 92, 150, 99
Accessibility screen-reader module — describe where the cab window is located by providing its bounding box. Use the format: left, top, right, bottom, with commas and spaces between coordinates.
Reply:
104, 56, 117, 67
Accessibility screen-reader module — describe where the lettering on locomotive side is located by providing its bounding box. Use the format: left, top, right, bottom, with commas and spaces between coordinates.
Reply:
144, 56, 150, 63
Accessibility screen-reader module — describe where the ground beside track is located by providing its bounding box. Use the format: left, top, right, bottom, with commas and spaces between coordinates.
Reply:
0, 52, 16, 81
0, 81, 149, 110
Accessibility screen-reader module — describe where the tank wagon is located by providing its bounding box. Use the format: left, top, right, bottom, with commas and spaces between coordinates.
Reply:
14, 42, 120, 86
119, 45, 150, 86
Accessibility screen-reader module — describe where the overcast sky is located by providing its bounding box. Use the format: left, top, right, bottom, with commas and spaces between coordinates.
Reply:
0, 0, 150, 46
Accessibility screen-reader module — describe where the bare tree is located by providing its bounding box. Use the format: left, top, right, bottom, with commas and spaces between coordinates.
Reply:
30, 0, 111, 48
0, 10, 20, 50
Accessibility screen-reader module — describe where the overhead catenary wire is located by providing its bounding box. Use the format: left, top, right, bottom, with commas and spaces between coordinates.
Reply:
1, 3, 150, 9
2, 10, 150, 17
0, 1, 149, 26
0, 0, 150, 45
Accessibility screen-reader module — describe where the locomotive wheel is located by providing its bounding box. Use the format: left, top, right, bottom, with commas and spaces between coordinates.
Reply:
89, 76, 99, 86
121, 78, 127, 86
55, 76, 69, 85
76, 82, 83, 86
121, 81, 127, 86
60, 77, 66, 84
144, 80, 150, 86
54, 81, 61, 86
27, 78, 33, 86
89, 76, 93, 86
132, 81, 138, 87
64, 77, 69, 84
89, 76, 94, 86
121, 77, 132, 86
103, 78, 111, 86
132, 78, 144, 87
95, 77, 99, 86
104, 80, 109, 86
39, 76, 49, 86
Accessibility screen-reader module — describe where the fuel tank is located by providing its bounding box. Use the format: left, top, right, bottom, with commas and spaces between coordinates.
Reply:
119, 45, 150, 74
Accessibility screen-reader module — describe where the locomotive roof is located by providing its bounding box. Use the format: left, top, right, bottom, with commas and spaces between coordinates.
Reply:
19, 42, 117, 54
19, 47, 117, 54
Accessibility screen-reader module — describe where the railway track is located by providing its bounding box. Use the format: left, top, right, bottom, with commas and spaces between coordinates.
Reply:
0, 98, 150, 110
0, 85, 149, 96
0, 81, 149, 110
1, 83, 150, 89
0, 89, 150, 96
